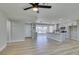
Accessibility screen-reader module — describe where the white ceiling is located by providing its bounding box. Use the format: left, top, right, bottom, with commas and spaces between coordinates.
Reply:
0, 3, 79, 24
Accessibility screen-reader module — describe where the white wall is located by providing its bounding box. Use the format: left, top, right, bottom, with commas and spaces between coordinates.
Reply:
77, 20, 79, 41
0, 12, 7, 51
25, 24, 32, 37
7, 20, 12, 42
11, 21, 25, 42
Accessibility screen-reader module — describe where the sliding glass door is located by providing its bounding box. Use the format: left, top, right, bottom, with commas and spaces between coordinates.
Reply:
36, 24, 48, 34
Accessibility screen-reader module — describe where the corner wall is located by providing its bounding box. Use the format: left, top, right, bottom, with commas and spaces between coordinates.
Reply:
77, 20, 79, 41
0, 12, 7, 52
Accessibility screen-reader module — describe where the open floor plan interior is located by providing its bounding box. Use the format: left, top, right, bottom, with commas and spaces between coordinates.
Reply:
0, 3, 79, 55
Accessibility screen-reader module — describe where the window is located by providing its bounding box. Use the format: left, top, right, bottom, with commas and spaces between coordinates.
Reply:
48, 25, 56, 33
36, 25, 48, 33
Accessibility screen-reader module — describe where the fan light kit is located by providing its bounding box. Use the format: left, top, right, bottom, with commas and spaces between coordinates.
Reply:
32, 7, 38, 11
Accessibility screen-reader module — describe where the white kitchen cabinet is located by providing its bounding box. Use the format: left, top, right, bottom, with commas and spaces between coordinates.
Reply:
47, 33, 66, 42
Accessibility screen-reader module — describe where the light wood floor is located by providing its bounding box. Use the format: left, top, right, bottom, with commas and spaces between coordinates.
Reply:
0, 36, 79, 55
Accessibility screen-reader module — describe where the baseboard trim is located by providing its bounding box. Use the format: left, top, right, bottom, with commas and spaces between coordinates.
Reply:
8, 39, 25, 43
0, 44, 7, 52
25, 37, 32, 39
71, 39, 79, 41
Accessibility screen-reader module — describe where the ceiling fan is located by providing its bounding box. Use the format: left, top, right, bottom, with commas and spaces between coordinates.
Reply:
24, 3, 52, 13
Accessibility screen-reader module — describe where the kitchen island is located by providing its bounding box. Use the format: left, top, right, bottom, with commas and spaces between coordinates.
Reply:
47, 32, 66, 42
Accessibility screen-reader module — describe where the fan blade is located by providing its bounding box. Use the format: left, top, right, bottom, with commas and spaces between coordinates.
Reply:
30, 3, 39, 5
29, 3, 34, 6
35, 3, 39, 5
24, 7, 32, 10
30, 3, 39, 7
38, 5, 51, 8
